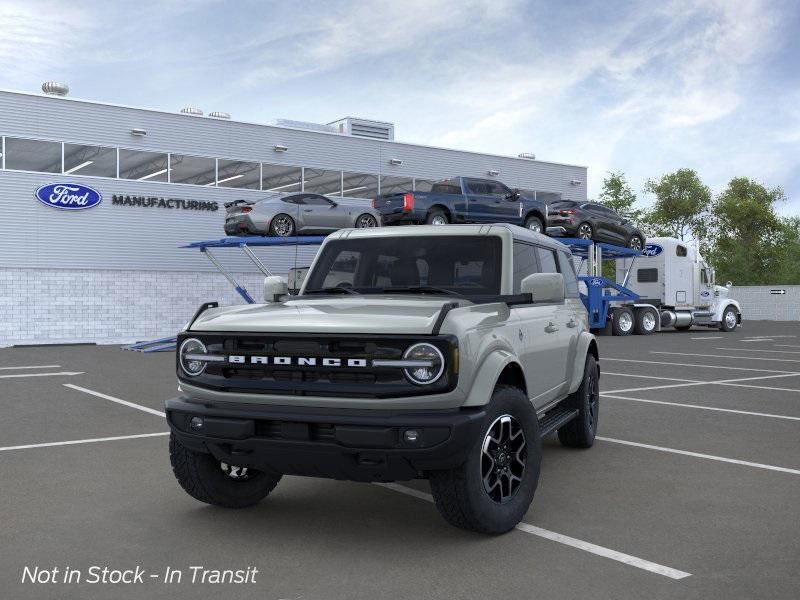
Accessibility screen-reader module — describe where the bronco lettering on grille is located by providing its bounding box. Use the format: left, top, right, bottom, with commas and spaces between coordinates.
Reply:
227, 355, 368, 368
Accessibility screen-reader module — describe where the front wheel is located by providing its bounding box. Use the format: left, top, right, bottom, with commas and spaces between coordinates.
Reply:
429, 385, 541, 534
269, 213, 295, 237
720, 306, 738, 332
169, 434, 282, 508
355, 213, 378, 228
524, 215, 543, 233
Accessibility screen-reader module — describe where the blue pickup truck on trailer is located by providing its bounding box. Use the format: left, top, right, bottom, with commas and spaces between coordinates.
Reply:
372, 176, 549, 233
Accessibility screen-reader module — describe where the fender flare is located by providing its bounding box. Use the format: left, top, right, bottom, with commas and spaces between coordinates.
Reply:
713, 299, 742, 322
463, 349, 519, 407
568, 332, 598, 394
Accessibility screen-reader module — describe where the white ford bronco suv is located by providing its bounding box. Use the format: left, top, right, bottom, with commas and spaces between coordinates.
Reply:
167, 224, 600, 533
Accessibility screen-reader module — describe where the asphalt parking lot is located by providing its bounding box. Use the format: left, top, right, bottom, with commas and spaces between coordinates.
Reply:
1, 320, 799, 599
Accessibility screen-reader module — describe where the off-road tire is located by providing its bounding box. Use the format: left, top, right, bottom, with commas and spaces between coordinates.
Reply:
426, 209, 449, 225
611, 307, 634, 336
558, 354, 599, 448
429, 385, 541, 534
169, 434, 281, 508
524, 215, 543, 233
720, 306, 738, 332
633, 307, 657, 335
269, 214, 295, 237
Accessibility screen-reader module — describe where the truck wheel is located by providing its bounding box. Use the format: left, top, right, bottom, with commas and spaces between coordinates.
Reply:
524, 215, 543, 233
169, 434, 282, 508
611, 307, 634, 336
269, 214, 295, 237
720, 306, 738, 332
426, 209, 449, 225
429, 385, 541, 534
558, 354, 599, 448
633, 307, 657, 335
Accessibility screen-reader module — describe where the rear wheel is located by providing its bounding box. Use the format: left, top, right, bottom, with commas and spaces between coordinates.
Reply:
524, 215, 543, 233
627, 235, 644, 251
611, 307, 634, 336
269, 214, 295, 237
355, 213, 378, 228
426, 209, 449, 225
429, 385, 541, 534
720, 306, 738, 332
558, 354, 599, 448
169, 434, 281, 508
634, 307, 657, 335
577, 222, 593, 240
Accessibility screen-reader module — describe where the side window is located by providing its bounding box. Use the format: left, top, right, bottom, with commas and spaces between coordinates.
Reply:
701, 269, 709, 284
304, 195, 332, 206
676, 245, 688, 257
282, 195, 303, 204
557, 251, 579, 298
536, 247, 558, 273
513, 242, 539, 293
486, 181, 509, 197
637, 268, 658, 283
466, 179, 489, 195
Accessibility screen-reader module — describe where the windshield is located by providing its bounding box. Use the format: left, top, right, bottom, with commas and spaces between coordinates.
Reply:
303, 235, 502, 297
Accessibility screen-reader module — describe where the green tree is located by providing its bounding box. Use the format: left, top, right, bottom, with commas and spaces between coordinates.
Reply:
642, 169, 711, 241
707, 177, 786, 285
598, 171, 641, 220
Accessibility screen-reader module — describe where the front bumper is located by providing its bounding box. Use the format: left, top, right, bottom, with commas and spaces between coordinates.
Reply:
166, 396, 486, 482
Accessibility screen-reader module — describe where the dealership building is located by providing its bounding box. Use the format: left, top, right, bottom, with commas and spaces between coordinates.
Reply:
0, 84, 588, 346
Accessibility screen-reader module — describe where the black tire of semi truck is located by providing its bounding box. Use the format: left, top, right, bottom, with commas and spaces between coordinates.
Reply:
720, 306, 739, 332
169, 433, 282, 508
633, 307, 657, 335
558, 354, 600, 448
429, 385, 542, 534
611, 307, 634, 336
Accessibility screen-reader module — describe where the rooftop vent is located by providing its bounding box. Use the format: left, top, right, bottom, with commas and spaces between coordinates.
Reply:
42, 82, 69, 96
518, 152, 536, 160
180, 106, 203, 116
328, 117, 395, 141
208, 111, 231, 119
269, 119, 337, 134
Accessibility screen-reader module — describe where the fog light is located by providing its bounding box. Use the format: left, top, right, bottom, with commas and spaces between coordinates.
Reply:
189, 416, 204, 431
403, 429, 420, 443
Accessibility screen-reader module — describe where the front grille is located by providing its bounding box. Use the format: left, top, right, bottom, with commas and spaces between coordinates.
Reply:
179, 332, 457, 399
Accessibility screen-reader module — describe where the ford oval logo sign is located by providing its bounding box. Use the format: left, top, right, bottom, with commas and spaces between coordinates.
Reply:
35, 183, 102, 210
641, 243, 663, 257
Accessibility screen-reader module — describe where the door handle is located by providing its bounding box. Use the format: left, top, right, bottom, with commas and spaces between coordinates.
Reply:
545, 322, 559, 333
303, 209, 313, 213
567, 318, 577, 328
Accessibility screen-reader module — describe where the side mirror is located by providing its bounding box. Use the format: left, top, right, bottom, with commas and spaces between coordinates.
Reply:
264, 275, 288, 303
726, 281, 732, 288
329, 201, 338, 208
505, 189, 521, 200
521, 273, 565, 303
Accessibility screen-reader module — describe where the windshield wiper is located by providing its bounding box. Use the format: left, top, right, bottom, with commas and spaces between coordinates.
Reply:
303, 287, 359, 295
380, 286, 462, 297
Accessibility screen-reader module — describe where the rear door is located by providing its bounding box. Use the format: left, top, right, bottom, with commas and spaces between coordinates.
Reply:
463, 179, 495, 223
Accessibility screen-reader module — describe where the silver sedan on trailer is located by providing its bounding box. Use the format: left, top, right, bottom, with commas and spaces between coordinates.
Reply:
224, 193, 382, 237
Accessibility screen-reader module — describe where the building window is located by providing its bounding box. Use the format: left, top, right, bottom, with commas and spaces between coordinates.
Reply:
217, 159, 260, 189
4, 137, 61, 173
170, 154, 216, 186
119, 149, 169, 182
379, 175, 413, 195
341, 172, 379, 198
262, 164, 302, 192
304, 168, 342, 196
63, 144, 117, 177
413, 178, 436, 192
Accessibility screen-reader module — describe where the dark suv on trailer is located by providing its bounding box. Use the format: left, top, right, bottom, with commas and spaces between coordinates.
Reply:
547, 200, 645, 249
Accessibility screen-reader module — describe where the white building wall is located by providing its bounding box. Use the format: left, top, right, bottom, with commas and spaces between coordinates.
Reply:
730, 286, 800, 322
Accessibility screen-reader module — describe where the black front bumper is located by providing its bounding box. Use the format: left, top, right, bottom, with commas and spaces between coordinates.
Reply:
166, 397, 486, 482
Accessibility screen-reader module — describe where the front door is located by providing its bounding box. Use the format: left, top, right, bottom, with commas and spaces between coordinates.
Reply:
300, 195, 346, 232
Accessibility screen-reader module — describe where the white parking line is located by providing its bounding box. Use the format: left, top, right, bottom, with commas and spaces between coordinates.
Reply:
63, 384, 166, 418
0, 371, 84, 379
602, 372, 800, 394
374, 483, 691, 580
776, 344, 800, 349
0, 432, 169, 453
714, 347, 800, 354
0, 364, 61, 370
603, 372, 704, 383
597, 437, 800, 476
652, 351, 800, 363
739, 338, 774, 343
603, 358, 798, 374
602, 394, 800, 421
690, 336, 724, 340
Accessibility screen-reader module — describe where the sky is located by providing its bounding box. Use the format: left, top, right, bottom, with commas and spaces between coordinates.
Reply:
1, 0, 799, 214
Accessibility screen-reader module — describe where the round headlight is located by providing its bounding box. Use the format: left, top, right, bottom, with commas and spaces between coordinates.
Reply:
179, 338, 208, 376
403, 343, 445, 385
